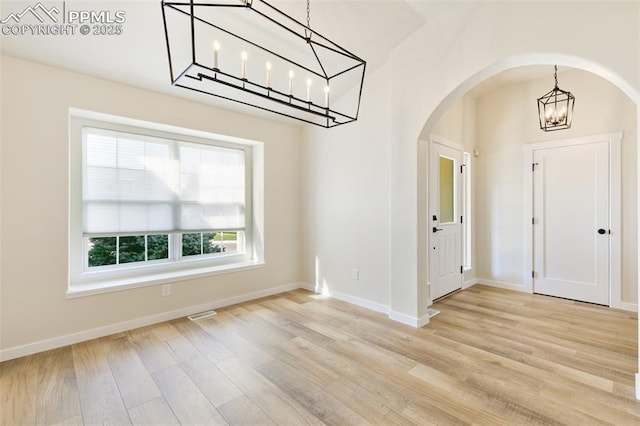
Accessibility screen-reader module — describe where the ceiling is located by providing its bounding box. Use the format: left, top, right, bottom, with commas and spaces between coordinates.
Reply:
0, 0, 561, 121
466, 65, 568, 99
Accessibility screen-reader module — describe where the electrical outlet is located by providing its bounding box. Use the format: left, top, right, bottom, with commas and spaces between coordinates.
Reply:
351, 268, 359, 281
162, 284, 171, 296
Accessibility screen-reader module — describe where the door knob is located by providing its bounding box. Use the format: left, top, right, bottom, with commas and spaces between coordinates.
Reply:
433, 227, 443, 233
597, 228, 607, 235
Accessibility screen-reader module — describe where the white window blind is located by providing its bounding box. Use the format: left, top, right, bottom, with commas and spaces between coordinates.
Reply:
83, 127, 245, 236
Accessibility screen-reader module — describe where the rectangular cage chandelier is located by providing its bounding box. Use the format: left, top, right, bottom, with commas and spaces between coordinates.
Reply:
161, 0, 367, 128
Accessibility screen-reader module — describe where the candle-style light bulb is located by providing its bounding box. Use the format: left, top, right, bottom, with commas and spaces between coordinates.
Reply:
545, 107, 554, 125
558, 106, 567, 121
241, 51, 248, 80
288, 70, 294, 96
213, 41, 220, 70
306, 78, 312, 102
324, 85, 330, 108
266, 62, 272, 88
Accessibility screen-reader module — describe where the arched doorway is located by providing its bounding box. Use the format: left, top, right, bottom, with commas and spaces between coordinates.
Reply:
416, 54, 639, 400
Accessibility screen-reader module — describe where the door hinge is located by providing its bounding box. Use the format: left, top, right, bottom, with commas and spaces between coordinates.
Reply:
532, 270, 535, 278
461, 215, 464, 224
532, 217, 535, 225
460, 165, 464, 174
532, 162, 539, 172
460, 265, 463, 274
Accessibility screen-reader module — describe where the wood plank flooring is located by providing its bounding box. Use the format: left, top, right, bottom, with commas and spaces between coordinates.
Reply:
1, 284, 638, 425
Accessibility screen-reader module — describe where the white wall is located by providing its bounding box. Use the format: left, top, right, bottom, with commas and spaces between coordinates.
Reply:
474, 69, 637, 303
432, 97, 465, 143
432, 96, 477, 152
0, 56, 3, 353
0, 56, 302, 355
301, 58, 392, 311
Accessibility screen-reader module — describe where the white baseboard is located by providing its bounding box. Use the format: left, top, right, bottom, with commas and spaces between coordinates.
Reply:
1, 281, 431, 361
477, 278, 527, 292
0, 282, 302, 362
300, 282, 389, 314
301, 282, 430, 328
389, 310, 430, 328
610, 301, 638, 313
463, 277, 478, 289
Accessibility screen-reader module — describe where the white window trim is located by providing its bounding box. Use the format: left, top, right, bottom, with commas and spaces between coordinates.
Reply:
66, 260, 266, 299
68, 109, 265, 297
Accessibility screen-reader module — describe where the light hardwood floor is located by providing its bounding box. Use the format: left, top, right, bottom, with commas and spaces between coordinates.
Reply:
1, 285, 639, 425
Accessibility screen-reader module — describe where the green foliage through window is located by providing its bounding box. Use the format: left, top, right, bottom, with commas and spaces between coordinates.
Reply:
182, 232, 225, 257
88, 237, 116, 267
148, 235, 169, 260
88, 234, 169, 267
119, 236, 145, 264
87, 232, 237, 268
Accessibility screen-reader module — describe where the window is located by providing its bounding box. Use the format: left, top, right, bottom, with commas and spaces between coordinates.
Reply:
438, 156, 455, 223
69, 113, 263, 295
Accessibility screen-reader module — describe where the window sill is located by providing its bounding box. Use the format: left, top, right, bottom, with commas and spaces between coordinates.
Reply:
66, 260, 266, 299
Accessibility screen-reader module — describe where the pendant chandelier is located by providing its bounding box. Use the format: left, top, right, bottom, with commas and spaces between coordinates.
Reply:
537, 65, 575, 131
161, 0, 367, 128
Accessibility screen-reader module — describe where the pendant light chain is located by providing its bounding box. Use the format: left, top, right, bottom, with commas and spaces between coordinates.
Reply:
304, 0, 312, 41
554, 65, 558, 88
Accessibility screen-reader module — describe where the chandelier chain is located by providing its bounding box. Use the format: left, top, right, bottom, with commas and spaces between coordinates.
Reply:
554, 65, 558, 88
306, 0, 311, 28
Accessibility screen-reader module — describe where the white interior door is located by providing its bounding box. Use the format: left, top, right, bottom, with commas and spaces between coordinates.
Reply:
430, 139, 463, 301
532, 141, 610, 305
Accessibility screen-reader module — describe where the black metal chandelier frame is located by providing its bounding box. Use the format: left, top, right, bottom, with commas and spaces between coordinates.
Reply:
161, 0, 367, 128
537, 65, 575, 132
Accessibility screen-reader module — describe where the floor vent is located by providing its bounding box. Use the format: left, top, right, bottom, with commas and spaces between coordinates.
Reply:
427, 308, 440, 318
187, 310, 217, 321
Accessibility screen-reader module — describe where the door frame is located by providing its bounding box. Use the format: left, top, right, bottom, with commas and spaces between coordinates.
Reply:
523, 132, 622, 307
428, 135, 465, 305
